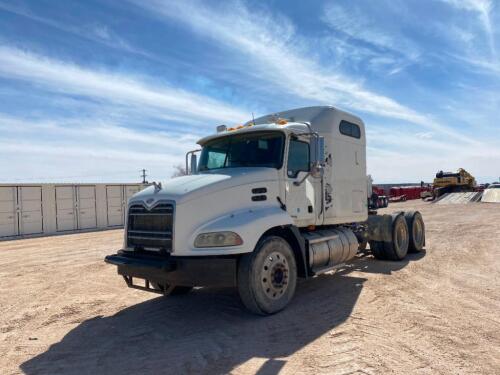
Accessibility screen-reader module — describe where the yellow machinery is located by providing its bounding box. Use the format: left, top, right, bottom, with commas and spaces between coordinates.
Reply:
433, 168, 476, 198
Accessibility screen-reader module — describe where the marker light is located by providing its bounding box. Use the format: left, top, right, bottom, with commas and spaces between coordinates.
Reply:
216, 125, 227, 133
194, 231, 243, 248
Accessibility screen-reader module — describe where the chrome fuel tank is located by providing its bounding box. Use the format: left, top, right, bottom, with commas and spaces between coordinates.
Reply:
303, 228, 358, 272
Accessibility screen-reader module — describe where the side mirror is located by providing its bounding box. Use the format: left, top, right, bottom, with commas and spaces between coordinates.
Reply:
310, 136, 325, 178
310, 136, 325, 165
190, 153, 197, 174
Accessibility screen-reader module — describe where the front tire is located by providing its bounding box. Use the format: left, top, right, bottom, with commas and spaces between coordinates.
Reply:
238, 236, 297, 315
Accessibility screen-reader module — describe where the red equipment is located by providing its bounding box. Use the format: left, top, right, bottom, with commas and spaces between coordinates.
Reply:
389, 186, 432, 201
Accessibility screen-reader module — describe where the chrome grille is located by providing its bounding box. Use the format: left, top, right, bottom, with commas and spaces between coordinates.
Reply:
127, 202, 174, 252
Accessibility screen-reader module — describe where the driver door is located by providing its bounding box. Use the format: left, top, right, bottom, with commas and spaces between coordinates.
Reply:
285, 138, 316, 226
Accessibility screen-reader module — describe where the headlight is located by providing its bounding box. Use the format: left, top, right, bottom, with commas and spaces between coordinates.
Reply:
194, 231, 243, 248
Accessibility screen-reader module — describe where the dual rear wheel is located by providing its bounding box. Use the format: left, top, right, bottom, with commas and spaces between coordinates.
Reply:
370, 211, 425, 261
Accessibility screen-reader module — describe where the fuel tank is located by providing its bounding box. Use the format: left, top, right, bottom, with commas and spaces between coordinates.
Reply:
303, 227, 358, 272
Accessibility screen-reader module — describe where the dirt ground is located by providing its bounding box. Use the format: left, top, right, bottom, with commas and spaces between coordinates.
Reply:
0, 200, 499, 375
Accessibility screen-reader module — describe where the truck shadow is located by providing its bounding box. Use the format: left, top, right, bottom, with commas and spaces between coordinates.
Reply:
21, 251, 425, 375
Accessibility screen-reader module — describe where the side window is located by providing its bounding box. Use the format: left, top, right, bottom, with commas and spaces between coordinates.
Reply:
339, 120, 361, 139
287, 139, 310, 178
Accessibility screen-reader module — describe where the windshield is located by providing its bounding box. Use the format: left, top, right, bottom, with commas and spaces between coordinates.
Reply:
198, 131, 284, 171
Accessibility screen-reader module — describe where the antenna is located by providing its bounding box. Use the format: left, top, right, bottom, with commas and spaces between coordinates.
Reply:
252, 112, 256, 125
140, 169, 148, 184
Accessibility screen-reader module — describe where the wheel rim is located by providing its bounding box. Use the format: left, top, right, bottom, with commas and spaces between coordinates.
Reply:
396, 220, 408, 250
261, 251, 289, 299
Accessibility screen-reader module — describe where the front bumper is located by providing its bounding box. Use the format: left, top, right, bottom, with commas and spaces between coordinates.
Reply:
105, 250, 237, 288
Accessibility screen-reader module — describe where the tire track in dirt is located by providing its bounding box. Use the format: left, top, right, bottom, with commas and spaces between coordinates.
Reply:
0, 202, 499, 374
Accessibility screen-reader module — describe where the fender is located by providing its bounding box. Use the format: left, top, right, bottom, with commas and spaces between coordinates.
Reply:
188, 206, 294, 255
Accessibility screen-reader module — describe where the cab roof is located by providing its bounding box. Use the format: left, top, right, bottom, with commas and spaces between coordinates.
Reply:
197, 122, 309, 146
197, 105, 364, 146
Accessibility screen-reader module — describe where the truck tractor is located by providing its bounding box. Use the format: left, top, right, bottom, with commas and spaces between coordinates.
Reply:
105, 106, 425, 315
432, 168, 476, 199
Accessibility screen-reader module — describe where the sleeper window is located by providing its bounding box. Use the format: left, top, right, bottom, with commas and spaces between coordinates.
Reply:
339, 120, 361, 139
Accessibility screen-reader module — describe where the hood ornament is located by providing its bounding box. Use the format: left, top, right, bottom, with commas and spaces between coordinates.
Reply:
153, 181, 162, 192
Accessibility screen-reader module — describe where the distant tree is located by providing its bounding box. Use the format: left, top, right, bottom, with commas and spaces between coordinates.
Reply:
171, 164, 187, 178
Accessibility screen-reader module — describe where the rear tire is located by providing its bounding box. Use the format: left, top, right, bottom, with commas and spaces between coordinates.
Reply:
370, 214, 409, 261
383, 214, 409, 260
404, 211, 425, 253
238, 236, 297, 315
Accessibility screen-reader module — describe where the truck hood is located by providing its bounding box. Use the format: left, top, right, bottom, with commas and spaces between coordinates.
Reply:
131, 168, 279, 205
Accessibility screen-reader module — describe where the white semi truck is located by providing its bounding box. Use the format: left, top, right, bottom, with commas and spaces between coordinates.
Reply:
105, 106, 425, 315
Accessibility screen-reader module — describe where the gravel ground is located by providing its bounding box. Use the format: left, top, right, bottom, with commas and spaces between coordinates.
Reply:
0, 200, 499, 375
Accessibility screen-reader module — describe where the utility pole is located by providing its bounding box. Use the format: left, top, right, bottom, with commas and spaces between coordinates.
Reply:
140, 169, 148, 184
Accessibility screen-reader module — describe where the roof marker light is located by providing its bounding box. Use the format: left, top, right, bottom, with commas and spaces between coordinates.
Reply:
216, 125, 227, 133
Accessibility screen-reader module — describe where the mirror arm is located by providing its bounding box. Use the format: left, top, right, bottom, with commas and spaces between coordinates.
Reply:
293, 171, 311, 186
185, 149, 201, 175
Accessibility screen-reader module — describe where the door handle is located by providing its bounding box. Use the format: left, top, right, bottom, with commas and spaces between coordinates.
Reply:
22, 215, 29, 218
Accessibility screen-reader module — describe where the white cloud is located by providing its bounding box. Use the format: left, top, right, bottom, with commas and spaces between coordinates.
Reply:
0, 114, 199, 182
1, 1, 498, 184
367, 126, 500, 183
440, 0, 496, 57
131, 0, 484, 146
415, 132, 434, 140
322, 3, 420, 62
447, 53, 500, 74
0, 45, 249, 124
0, 1, 155, 59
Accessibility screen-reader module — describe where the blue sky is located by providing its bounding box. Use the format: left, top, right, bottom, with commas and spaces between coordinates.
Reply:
0, 0, 499, 183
